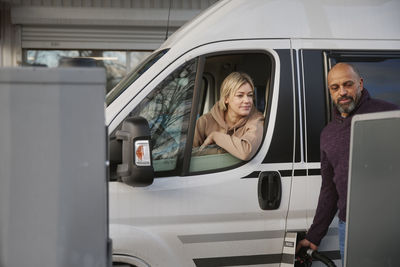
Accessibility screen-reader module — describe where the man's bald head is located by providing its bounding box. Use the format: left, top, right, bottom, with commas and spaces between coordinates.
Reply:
328, 63, 362, 81
327, 63, 364, 117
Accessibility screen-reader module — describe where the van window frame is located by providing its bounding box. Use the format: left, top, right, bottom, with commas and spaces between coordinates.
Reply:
181, 50, 276, 176
262, 49, 298, 164
325, 50, 400, 122
301, 49, 328, 163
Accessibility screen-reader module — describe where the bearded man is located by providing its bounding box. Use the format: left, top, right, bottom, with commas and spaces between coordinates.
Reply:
297, 63, 399, 263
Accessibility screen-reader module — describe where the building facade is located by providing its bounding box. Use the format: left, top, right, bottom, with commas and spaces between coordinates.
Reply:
0, 0, 217, 91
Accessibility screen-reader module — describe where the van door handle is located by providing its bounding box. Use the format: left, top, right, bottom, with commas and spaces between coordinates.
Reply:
258, 171, 282, 210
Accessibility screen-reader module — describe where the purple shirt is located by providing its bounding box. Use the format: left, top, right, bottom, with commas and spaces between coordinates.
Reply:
306, 89, 399, 246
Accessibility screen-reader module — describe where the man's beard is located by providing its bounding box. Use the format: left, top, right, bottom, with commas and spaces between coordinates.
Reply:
335, 89, 362, 115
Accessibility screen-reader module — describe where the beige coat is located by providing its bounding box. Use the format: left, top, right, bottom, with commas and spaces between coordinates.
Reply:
193, 103, 264, 161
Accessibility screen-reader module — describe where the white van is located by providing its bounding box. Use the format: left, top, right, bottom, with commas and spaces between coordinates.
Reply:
106, 0, 400, 266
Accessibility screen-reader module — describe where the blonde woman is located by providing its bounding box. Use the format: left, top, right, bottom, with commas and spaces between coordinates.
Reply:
193, 72, 264, 161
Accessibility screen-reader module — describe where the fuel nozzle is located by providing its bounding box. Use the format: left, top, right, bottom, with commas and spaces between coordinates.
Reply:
295, 247, 337, 267
295, 247, 313, 267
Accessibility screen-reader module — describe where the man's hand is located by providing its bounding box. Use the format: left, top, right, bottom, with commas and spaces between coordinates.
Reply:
296, 239, 318, 253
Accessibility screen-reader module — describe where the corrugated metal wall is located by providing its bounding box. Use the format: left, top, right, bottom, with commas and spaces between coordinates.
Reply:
0, 0, 218, 66
4, 0, 217, 9
21, 25, 169, 50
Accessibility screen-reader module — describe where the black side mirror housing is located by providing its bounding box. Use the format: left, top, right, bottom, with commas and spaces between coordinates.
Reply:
115, 116, 154, 187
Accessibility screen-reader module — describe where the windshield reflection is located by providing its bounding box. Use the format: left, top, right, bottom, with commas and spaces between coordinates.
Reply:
106, 49, 169, 106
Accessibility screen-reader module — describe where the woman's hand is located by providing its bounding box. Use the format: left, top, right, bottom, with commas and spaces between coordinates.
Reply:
200, 132, 216, 150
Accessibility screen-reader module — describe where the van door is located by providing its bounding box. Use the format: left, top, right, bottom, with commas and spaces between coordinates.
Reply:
109, 39, 298, 267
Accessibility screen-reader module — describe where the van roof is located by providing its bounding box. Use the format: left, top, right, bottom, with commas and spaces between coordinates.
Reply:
160, 0, 400, 51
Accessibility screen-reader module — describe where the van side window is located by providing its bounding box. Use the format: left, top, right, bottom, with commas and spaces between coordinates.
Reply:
189, 52, 273, 173
129, 60, 196, 174
328, 52, 400, 107
303, 51, 400, 163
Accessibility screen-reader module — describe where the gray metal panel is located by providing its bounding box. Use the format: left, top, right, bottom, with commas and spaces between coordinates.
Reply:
20, 25, 172, 50
0, 67, 107, 267
346, 111, 400, 267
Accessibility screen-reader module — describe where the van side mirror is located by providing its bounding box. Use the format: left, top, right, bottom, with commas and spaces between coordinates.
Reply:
115, 117, 154, 187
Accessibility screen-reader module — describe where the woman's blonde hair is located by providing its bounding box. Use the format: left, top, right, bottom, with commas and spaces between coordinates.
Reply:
219, 72, 255, 111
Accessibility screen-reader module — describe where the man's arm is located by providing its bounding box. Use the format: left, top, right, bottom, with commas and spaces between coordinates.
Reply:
297, 150, 338, 251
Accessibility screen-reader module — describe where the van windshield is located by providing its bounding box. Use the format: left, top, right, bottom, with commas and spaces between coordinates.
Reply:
105, 49, 169, 106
